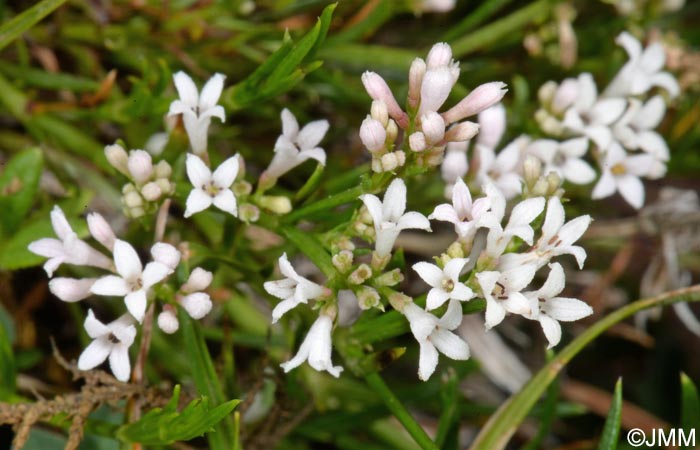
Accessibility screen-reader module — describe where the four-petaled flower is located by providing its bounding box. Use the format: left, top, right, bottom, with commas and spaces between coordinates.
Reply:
429, 178, 495, 242
262, 109, 329, 180
523, 263, 593, 348
280, 310, 343, 378
360, 178, 431, 257
526, 137, 596, 185
264, 253, 327, 323
476, 264, 538, 329
91, 240, 173, 322
28, 206, 112, 277
184, 153, 240, 218
403, 299, 470, 381
413, 258, 474, 310
168, 71, 226, 155
78, 310, 136, 382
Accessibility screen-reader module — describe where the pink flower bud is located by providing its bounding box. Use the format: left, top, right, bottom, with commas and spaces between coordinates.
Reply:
477, 103, 505, 148
151, 242, 181, 270
442, 82, 507, 124
87, 213, 116, 251
184, 267, 213, 293
426, 42, 453, 69
360, 117, 387, 153
157, 308, 179, 334
105, 144, 129, 175
418, 67, 457, 117
409, 132, 427, 152
408, 58, 426, 109
127, 150, 153, 184
49, 278, 96, 302
180, 292, 213, 319
420, 111, 445, 143
441, 144, 469, 184
361, 71, 408, 128
445, 121, 480, 142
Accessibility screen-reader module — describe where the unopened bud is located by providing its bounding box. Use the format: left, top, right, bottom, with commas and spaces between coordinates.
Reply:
380, 152, 401, 172
546, 171, 562, 194
374, 268, 404, 287
87, 213, 116, 251
180, 292, 213, 319
532, 178, 550, 196
370, 100, 389, 126
157, 307, 179, 334
387, 291, 412, 312
408, 58, 426, 109
141, 182, 162, 201
233, 180, 252, 197
332, 250, 354, 273
129, 206, 145, 218
421, 111, 445, 144
238, 203, 260, 223
409, 132, 427, 152
154, 160, 172, 179
105, 144, 129, 175
360, 117, 387, 153
444, 121, 480, 143
258, 195, 292, 214
361, 71, 408, 128
551, 78, 579, 114
49, 277, 96, 302
127, 150, 153, 184
335, 236, 355, 252
385, 119, 399, 144
357, 286, 382, 311
151, 243, 180, 270
426, 42, 453, 69
538, 80, 557, 106
348, 263, 372, 285
123, 189, 143, 208
371, 158, 383, 173
442, 81, 508, 124
447, 241, 465, 258
523, 155, 542, 187
183, 267, 213, 293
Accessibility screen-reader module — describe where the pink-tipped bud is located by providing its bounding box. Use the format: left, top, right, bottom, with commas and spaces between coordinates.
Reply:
87, 213, 116, 251
409, 132, 427, 152
418, 67, 457, 117
49, 278, 96, 302
551, 78, 579, 114
360, 117, 387, 153
444, 121, 480, 142
127, 150, 153, 184
420, 111, 445, 143
477, 103, 506, 148
442, 81, 507, 124
180, 292, 213, 319
441, 145, 469, 184
408, 58, 427, 109
426, 42, 453, 69
157, 307, 179, 334
183, 267, 213, 293
370, 100, 389, 126
151, 243, 181, 270
105, 144, 129, 175
361, 71, 408, 128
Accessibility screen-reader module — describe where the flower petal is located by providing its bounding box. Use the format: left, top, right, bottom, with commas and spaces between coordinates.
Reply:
562, 158, 596, 184
173, 71, 199, 107
541, 196, 565, 241
297, 120, 329, 151
213, 189, 238, 217
426, 288, 451, 310
141, 262, 171, 289
198, 73, 225, 111
539, 314, 562, 349
109, 343, 132, 382
397, 212, 431, 231
78, 338, 111, 371
28, 238, 64, 258
591, 170, 616, 200
50, 205, 74, 240
537, 263, 565, 299
212, 155, 239, 188
113, 239, 143, 281
412, 262, 444, 287
543, 297, 593, 321
431, 329, 470, 360
125, 290, 147, 322
186, 153, 212, 188
359, 194, 384, 227
617, 174, 645, 209
184, 189, 213, 218
91, 275, 130, 297
417, 341, 439, 381
451, 283, 474, 301
382, 178, 407, 223
84, 310, 109, 339
280, 108, 300, 139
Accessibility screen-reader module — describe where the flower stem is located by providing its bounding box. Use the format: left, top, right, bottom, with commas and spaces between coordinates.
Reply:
364, 372, 440, 450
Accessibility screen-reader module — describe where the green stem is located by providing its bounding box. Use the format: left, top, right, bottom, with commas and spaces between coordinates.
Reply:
364, 372, 440, 450
282, 185, 364, 224
468, 284, 700, 450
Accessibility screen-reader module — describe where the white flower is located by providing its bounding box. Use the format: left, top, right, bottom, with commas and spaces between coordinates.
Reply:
476, 263, 538, 329
499, 196, 591, 270
484, 184, 545, 258
476, 103, 506, 150
359, 178, 431, 257
526, 137, 596, 185
613, 96, 669, 161
441, 141, 469, 189
475, 136, 528, 199
263, 109, 329, 180
49, 277, 96, 302
561, 73, 626, 150
429, 178, 494, 242
90, 240, 172, 322
417, 44, 460, 118
264, 253, 326, 323
403, 299, 469, 381
168, 71, 226, 155
604, 32, 679, 98
523, 263, 593, 348
78, 310, 136, 382
280, 312, 343, 377
184, 153, 239, 218
157, 307, 179, 334
413, 258, 474, 310
592, 142, 661, 209
28, 206, 112, 277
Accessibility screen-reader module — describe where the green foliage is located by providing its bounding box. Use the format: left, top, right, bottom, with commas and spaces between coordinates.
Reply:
0, 147, 43, 233
0, 313, 15, 399
680, 373, 700, 435
0, 0, 68, 51
116, 385, 239, 445
597, 378, 623, 450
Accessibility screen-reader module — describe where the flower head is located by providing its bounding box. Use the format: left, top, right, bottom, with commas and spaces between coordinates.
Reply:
476, 263, 538, 329
78, 310, 136, 382
359, 178, 431, 257
413, 258, 474, 310
429, 178, 495, 242
168, 72, 226, 155
403, 299, 470, 381
28, 206, 112, 277
264, 253, 327, 323
184, 153, 240, 218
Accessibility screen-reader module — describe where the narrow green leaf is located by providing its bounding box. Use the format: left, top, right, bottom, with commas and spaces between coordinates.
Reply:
442, 0, 514, 41
0, 0, 68, 51
680, 373, 700, 434
597, 378, 623, 450
0, 317, 16, 398
0, 61, 100, 92
117, 385, 240, 445
0, 147, 43, 233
